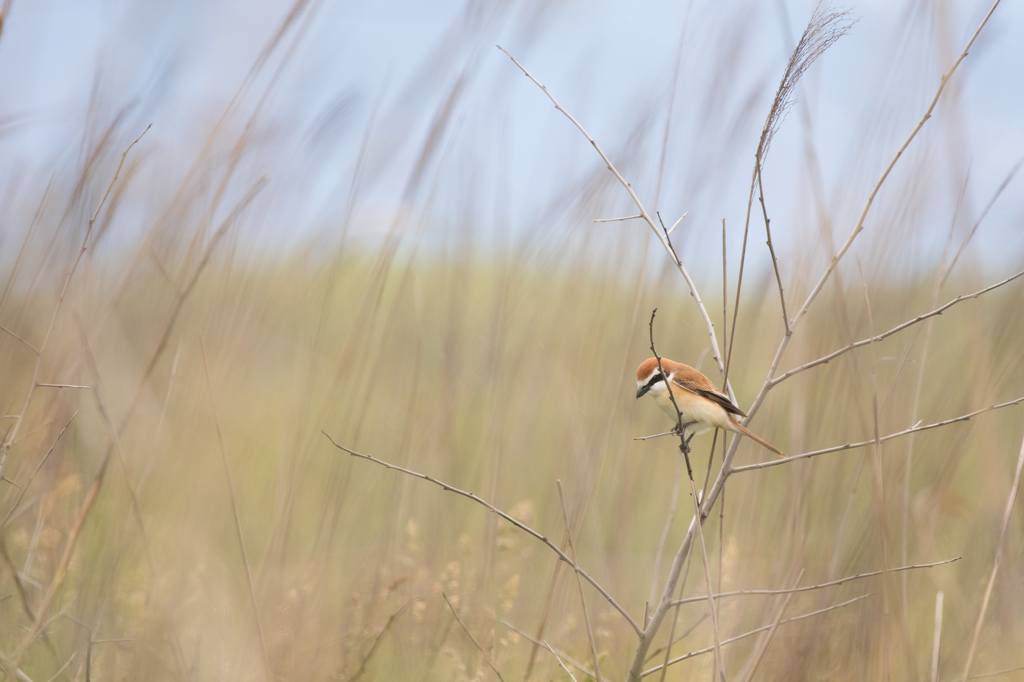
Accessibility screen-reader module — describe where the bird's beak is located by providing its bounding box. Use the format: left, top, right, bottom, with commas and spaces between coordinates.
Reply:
636, 385, 649, 399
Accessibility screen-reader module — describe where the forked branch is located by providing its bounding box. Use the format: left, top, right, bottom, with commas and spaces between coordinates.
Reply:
731, 396, 1024, 473
497, 45, 733, 399
641, 594, 873, 677
770, 267, 1024, 386
322, 432, 642, 635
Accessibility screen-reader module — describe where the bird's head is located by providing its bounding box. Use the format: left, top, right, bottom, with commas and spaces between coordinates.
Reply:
636, 357, 670, 399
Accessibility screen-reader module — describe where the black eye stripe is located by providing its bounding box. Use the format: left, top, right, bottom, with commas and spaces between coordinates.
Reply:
644, 372, 666, 390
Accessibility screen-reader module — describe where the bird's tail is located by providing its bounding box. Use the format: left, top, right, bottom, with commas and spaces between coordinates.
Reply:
728, 417, 785, 458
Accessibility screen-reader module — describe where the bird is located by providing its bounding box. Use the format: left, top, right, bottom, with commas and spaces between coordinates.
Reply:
635, 357, 784, 457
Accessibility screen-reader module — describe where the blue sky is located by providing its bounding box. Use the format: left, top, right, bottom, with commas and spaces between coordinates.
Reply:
1, 0, 1021, 280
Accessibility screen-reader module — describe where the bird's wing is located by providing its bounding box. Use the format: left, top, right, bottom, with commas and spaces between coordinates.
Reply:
670, 365, 746, 418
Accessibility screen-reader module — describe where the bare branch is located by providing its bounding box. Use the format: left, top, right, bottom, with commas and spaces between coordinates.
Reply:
594, 215, 642, 223
642, 594, 873, 677
323, 432, 642, 635
740, 0, 1004, 434
443, 594, 506, 682
497, 45, 733, 396
770, 268, 1024, 386
790, 0, 1001, 334
757, 169, 789, 334
667, 212, 687, 236
35, 384, 90, 390
731, 397, 1024, 473
0, 325, 39, 355
728, 4, 854, 372
499, 620, 595, 679
634, 431, 676, 441
671, 557, 959, 606
542, 641, 578, 682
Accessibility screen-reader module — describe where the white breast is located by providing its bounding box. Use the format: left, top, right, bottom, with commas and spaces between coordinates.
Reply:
647, 382, 731, 434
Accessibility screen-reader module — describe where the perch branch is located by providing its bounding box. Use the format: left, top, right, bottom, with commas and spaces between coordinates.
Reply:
731, 398, 1024, 473
671, 557, 959, 606
770, 268, 1024, 386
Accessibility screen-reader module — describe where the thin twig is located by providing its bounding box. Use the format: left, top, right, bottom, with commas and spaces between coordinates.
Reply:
634, 431, 676, 441
960, 431, 1024, 681
667, 212, 688, 236
498, 620, 595, 679
542, 641, 578, 682
648, 451, 686, 608
942, 154, 1024, 286
443, 594, 505, 682
642, 594, 873, 677
323, 433, 642, 635
2, 413, 76, 526
770, 268, 1024, 386
349, 596, 425, 682
594, 215, 642, 223
556, 480, 602, 682
0, 325, 39, 354
201, 337, 273, 682
739, 0, 1003, 438
45, 652, 76, 682
757, 165, 789, 334
671, 557, 959, 606
730, 397, 1024, 473
728, 5, 853, 372
497, 45, 732, 396
34, 384, 90, 390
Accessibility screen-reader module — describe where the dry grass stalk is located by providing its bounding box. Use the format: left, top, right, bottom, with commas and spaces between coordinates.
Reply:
858, 259, 895, 679
0, 124, 150, 482
738, 569, 805, 682
931, 591, 944, 682
729, 3, 855, 363
556, 480, 602, 682
960, 433, 1024, 681
200, 337, 273, 682
443, 593, 505, 682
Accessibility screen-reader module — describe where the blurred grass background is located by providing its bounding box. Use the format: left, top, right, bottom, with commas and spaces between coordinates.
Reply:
1, 1, 1023, 681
